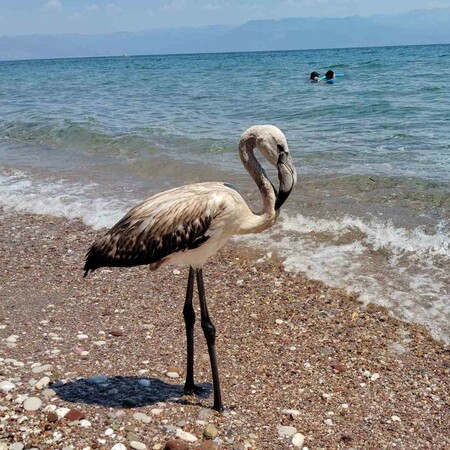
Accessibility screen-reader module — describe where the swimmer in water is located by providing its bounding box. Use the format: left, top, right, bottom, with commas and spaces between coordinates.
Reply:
309, 71, 321, 83
325, 70, 336, 82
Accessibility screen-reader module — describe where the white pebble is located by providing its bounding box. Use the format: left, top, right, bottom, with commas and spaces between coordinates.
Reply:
0, 381, 15, 392
56, 407, 70, 418
150, 408, 163, 416
275, 319, 283, 325
111, 445, 127, 450
370, 373, 380, 381
104, 428, 114, 436
34, 376, 51, 390
6, 335, 18, 343
391, 415, 401, 422
79, 419, 92, 427
77, 334, 89, 340
23, 397, 43, 411
172, 269, 181, 275
281, 408, 300, 418
291, 432, 305, 448
324, 419, 333, 426
277, 425, 297, 438
176, 429, 198, 442
166, 371, 180, 379
133, 412, 151, 423
130, 442, 147, 450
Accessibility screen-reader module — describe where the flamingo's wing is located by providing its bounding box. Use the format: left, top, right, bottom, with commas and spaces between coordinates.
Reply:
83, 190, 219, 276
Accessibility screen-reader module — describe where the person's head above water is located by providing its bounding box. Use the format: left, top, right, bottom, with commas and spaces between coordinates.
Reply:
310, 71, 320, 82
325, 70, 335, 80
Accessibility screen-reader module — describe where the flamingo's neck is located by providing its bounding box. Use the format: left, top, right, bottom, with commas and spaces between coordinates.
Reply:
238, 133, 278, 234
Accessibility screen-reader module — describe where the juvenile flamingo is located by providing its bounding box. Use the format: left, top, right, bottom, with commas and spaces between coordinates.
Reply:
83, 125, 297, 411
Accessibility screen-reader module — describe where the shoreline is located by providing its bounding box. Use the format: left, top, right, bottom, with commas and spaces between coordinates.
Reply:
1, 208, 449, 449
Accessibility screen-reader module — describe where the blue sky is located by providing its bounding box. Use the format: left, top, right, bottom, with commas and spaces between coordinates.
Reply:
1, 0, 449, 35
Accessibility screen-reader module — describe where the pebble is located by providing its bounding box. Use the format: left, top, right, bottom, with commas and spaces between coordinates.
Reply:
324, 419, 333, 426
127, 432, 140, 442
31, 364, 52, 374
176, 429, 198, 442
56, 407, 70, 418
105, 428, 114, 436
111, 445, 127, 450
371, 373, 380, 381
277, 425, 297, 438
331, 362, 347, 373
133, 412, 151, 423
198, 408, 213, 420
65, 409, 85, 420
9, 444, 24, 450
6, 335, 18, 343
199, 442, 219, 450
23, 397, 43, 411
281, 408, 301, 419
166, 371, 180, 379
87, 375, 108, 384
164, 440, 188, 450
0, 380, 15, 392
47, 412, 58, 422
130, 442, 147, 450
138, 379, 151, 387
151, 408, 163, 416
42, 388, 56, 397
291, 433, 305, 448
77, 334, 89, 340
203, 424, 218, 439
79, 419, 92, 427
391, 415, 401, 422
109, 329, 125, 337
34, 376, 50, 390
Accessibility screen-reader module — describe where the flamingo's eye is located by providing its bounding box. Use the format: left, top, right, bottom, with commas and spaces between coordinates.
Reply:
277, 144, 285, 153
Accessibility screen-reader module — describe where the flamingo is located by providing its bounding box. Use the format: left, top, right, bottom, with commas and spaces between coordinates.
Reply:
83, 125, 297, 411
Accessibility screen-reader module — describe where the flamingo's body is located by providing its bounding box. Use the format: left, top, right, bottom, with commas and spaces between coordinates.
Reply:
84, 125, 297, 411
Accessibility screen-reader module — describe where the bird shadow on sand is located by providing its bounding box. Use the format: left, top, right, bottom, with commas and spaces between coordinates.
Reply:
53, 375, 212, 408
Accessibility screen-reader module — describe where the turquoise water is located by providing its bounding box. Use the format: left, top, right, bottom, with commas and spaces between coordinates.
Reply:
0, 45, 449, 341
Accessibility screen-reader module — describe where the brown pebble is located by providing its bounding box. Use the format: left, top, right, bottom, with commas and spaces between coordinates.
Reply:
331, 363, 347, 373
47, 412, 58, 423
164, 439, 189, 450
64, 409, 85, 420
200, 441, 219, 450
109, 329, 125, 336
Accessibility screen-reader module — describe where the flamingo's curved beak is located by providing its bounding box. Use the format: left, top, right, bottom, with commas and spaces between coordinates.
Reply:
275, 152, 297, 210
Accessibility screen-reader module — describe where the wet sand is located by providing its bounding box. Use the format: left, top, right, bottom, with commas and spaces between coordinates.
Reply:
0, 208, 449, 449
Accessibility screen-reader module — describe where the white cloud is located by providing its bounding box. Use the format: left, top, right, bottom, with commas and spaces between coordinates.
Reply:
86, 4, 99, 12
43, 0, 62, 11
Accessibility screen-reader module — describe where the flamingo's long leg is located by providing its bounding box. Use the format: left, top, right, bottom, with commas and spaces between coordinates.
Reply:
196, 268, 223, 411
183, 266, 196, 394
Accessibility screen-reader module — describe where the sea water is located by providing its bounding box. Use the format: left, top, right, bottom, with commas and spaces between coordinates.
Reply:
0, 44, 448, 342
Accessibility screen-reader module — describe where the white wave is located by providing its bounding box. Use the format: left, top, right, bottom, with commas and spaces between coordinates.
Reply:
0, 169, 133, 229
242, 213, 450, 343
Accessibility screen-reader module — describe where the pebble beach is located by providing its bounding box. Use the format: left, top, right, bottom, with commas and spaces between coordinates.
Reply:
1, 208, 449, 450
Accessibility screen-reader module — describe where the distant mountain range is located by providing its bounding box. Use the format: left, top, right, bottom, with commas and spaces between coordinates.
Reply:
1, 8, 450, 60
